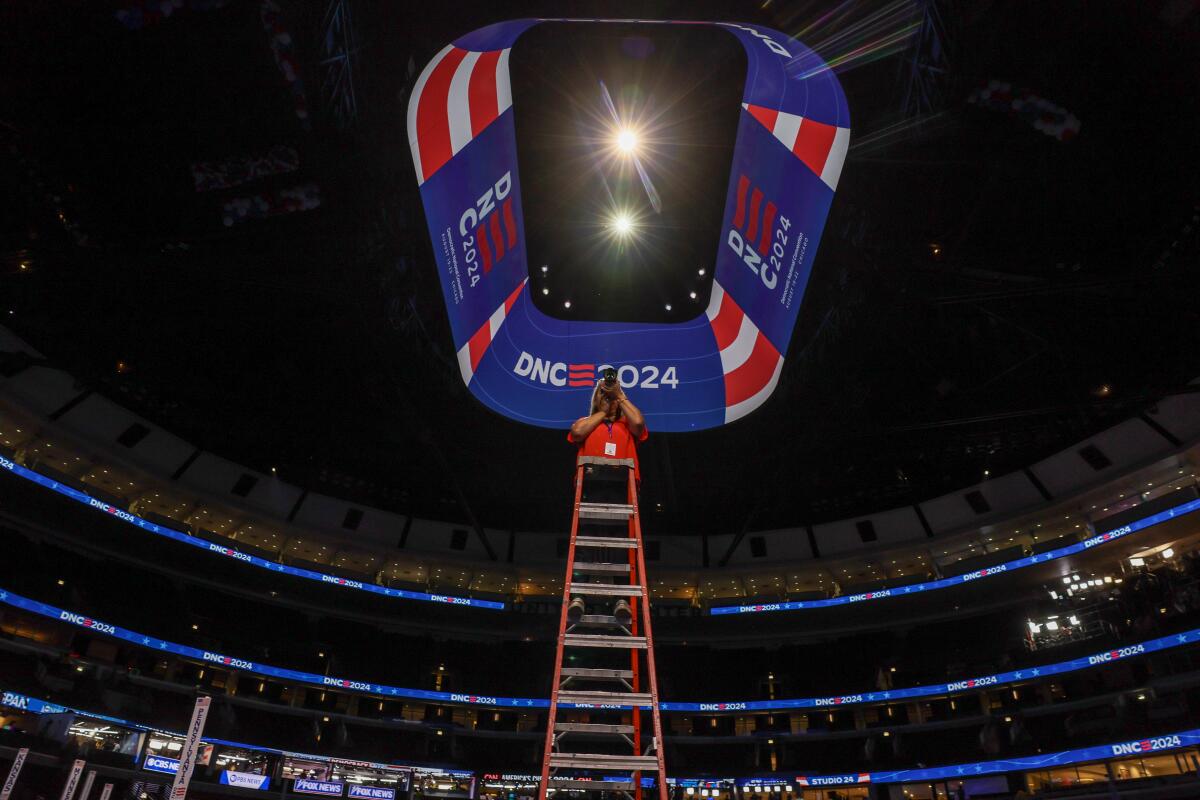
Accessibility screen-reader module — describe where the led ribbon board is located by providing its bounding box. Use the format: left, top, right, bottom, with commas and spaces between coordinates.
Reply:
0, 457, 501, 610
710, 497, 1200, 615
4, 688, 1199, 789
4, 585, 1197, 713
408, 20, 849, 431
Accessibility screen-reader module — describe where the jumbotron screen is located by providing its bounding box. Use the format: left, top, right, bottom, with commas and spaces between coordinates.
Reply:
408, 19, 849, 431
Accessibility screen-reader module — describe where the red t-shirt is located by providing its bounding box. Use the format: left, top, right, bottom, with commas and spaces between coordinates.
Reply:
568, 418, 648, 482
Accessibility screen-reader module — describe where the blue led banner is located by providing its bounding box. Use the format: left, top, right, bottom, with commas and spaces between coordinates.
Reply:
142, 756, 181, 775
409, 20, 849, 431
346, 787, 393, 800
711, 497, 1200, 615
0, 456, 502, 611
220, 772, 271, 791
293, 781, 344, 797
3, 687, 1198, 788
4, 584, 1197, 714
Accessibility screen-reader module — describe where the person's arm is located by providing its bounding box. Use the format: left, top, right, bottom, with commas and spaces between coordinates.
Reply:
569, 410, 607, 442
617, 392, 645, 438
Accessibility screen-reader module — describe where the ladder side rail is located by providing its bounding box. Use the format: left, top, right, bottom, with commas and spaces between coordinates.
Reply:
629, 467, 669, 800
628, 471, 643, 800
538, 462, 588, 800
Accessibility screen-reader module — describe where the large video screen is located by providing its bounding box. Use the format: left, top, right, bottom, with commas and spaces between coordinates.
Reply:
409, 19, 849, 431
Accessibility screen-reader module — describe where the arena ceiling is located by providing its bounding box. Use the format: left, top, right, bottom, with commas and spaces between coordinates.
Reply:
2, 0, 1197, 537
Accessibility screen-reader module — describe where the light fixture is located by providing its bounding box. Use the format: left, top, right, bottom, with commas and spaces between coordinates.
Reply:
664, 304, 672, 311
563, 301, 571, 309
698, 268, 706, 276
1162, 547, 1175, 559
689, 291, 697, 299
1062, 576, 1072, 584
542, 287, 549, 295
1129, 557, 1145, 567
616, 128, 639, 154
1069, 615, 1080, 626
611, 213, 634, 236
1045, 620, 1060, 631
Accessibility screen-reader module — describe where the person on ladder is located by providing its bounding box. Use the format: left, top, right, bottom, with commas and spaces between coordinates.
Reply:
567, 369, 647, 628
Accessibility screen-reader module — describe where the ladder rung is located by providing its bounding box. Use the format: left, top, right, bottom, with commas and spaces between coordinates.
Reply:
560, 668, 634, 680
555, 722, 636, 735
557, 690, 654, 706
549, 780, 636, 791
549, 754, 660, 770
575, 536, 638, 549
578, 456, 635, 469
572, 561, 630, 574
578, 503, 635, 522
569, 583, 643, 596
564, 633, 647, 649
575, 614, 623, 627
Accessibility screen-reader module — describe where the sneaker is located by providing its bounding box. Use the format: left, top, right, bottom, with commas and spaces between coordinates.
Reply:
613, 598, 632, 624
567, 596, 585, 623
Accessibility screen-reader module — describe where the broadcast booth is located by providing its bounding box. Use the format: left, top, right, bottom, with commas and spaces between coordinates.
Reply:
142, 732, 274, 791
283, 755, 412, 800
411, 767, 474, 800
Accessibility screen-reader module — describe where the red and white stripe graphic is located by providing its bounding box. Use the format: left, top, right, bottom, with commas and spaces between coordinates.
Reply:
567, 364, 595, 388
731, 173, 778, 258
408, 44, 513, 185
475, 197, 518, 273
706, 281, 784, 423
456, 280, 527, 385
742, 102, 849, 190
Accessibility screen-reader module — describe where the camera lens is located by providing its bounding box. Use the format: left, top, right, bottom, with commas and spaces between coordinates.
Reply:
602, 368, 617, 386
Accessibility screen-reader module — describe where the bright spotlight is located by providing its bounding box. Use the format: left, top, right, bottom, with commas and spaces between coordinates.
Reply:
616, 128, 638, 154
611, 213, 634, 236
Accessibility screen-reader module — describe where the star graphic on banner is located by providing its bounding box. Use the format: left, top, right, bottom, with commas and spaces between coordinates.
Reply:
1014, 672, 1023, 678
1030, 555, 1039, 562
903, 587, 911, 593
974, 766, 983, 773
390, 688, 398, 695
956, 767, 965, 775
142, 637, 151, 645
158, 641, 168, 649
0, 591, 7, 601
882, 692, 891, 699
1178, 634, 1189, 643
866, 694, 876, 701
1031, 668, 1040, 676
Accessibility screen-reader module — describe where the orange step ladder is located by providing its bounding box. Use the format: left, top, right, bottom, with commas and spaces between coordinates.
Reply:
538, 456, 669, 800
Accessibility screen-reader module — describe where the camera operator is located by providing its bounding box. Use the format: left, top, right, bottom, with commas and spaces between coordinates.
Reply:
567, 369, 647, 481
566, 370, 647, 624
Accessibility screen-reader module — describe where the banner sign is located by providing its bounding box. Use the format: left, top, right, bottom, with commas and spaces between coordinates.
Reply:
0, 748, 29, 800
868, 729, 1200, 784
409, 19, 850, 431
347, 786, 394, 800
711, 496, 1200, 615
220, 772, 272, 790
0, 456, 501, 610
78, 771, 96, 800
144, 755, 181, 774
59, 760, 87, 800
294, 780, 344, 796
169, 696, 211, 800
3, 589, 1199, 713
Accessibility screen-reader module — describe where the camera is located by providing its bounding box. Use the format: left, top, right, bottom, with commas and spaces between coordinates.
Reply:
602, 368, 618, 387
